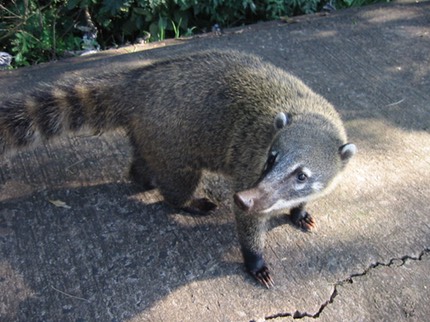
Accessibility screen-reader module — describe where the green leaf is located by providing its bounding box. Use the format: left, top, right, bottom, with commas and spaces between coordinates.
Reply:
133, 7, 147, 15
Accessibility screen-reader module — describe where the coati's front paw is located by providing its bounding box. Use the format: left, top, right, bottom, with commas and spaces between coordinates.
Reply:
243, 250, 274, 288
292, 212, 315, 231
181, 198, 217, 215
290, 208, 315, 231
249, 265, 274, 289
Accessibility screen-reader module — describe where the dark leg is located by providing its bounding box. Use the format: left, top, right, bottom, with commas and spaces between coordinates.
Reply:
128, 133, 156, 190
157, 169, 216, 215
290, 203, 315, 231
234, 207, 274, 288
184, 197, 217, 214
129, 156, 156, 190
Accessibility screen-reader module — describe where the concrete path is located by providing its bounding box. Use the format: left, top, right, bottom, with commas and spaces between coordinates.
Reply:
1, 1, 429, 321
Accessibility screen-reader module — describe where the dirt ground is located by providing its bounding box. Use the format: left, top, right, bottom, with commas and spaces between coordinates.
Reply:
1, 1, 429, 321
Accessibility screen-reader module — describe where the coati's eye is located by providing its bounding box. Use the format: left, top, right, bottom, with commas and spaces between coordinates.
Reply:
297, 172, 308, 182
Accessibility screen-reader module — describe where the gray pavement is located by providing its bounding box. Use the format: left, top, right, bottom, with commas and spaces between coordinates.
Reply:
1, 1, 429, 321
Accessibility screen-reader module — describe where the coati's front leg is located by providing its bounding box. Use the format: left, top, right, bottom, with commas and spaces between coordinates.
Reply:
290, 203, 315, 231
235, 207, 274, 288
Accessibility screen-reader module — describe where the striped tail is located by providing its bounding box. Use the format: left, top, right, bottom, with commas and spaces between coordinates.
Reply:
0, 80, 127, 155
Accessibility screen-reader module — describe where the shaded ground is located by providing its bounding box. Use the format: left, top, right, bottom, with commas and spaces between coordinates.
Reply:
1, 1, 429, 321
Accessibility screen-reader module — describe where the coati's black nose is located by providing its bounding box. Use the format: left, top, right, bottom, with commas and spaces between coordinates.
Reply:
234, 193, 253, 211
234, 188, 261, 212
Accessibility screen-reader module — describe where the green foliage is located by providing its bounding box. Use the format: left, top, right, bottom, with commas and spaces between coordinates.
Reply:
337, 0, 389, 8
1, 1, 82, 66
1, 0, 389, 68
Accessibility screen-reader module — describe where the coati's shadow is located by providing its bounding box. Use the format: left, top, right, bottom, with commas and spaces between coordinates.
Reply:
0, 179, 400, 321
0, 182, 245, 321
1, 171, 379, 322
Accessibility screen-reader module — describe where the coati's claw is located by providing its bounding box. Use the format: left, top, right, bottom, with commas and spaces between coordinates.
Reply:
296, 212, 315, 231
252, 266, 274, 288
290, 207, 316, 232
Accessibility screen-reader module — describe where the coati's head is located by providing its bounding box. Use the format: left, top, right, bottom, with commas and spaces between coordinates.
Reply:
234, 112, 356, 214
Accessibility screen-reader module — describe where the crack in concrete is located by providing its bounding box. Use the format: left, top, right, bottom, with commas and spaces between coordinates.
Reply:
264, 248, 430, 320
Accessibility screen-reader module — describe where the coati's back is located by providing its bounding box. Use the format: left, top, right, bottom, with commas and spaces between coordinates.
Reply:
1, 51, 341, 172
126, 51, 349, 187
1, 51, 342, 154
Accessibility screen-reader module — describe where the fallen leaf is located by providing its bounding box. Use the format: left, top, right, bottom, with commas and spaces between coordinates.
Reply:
49, 199, 71, 209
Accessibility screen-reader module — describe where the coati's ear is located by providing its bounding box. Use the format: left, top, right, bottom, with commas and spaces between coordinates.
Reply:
339, 143, 357, 162
274, 112, 288, 130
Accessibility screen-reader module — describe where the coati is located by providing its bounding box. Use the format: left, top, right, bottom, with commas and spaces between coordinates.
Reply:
0, 50, 356, 287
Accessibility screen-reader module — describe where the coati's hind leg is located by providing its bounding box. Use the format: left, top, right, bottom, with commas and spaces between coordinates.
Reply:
156, 168, 217, 215
128, 134, 156, 190
290, 203, 315, 231
129, 156, 156, 190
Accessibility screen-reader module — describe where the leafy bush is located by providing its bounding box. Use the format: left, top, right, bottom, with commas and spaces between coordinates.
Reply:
1, 1, 81, 66
0, 0, 388, 68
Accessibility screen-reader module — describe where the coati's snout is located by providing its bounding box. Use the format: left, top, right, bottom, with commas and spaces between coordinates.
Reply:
233, 178, 291, 214
234, 182, 297, 214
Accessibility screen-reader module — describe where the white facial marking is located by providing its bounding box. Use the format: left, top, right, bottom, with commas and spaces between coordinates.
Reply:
288, 163, 301, 174
295, 182, 307, 190
262, 199, 294, 213
301, 167, 312, 178
312, 182, 324, 192
261, 197, 310, 214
